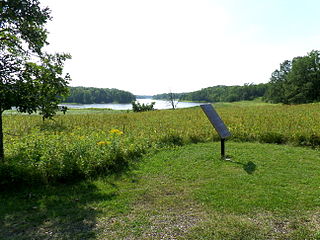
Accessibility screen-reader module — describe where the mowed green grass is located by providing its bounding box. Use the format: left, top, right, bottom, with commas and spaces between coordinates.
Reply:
1, 142, 320, 239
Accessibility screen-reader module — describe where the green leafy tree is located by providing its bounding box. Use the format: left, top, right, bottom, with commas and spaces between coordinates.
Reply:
0, 0, 71, 161
264, 60, 291, 104
178, 84, 267, 103
286, 50, 320, 103
265, 50, 320, 104
63, 87, 135, 104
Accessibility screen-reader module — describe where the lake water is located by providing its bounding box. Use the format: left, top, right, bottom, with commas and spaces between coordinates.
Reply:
61, 99, 206, 110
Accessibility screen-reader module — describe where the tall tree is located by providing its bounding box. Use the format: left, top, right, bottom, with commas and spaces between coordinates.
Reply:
286, 50, 320, 103
0, 0, 71, 161
264, 60, 291, 104
264, 50, 320, 104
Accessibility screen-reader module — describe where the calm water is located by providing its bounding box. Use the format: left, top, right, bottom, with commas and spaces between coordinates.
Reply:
62, 99, 206, 110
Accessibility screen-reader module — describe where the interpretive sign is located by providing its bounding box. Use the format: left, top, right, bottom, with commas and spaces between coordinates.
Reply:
200, 104, 231, 159
200, 104, 231, 139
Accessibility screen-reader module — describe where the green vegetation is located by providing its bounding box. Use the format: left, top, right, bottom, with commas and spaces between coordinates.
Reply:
264, 50, 320, 104
153, 92, 184, 101
153, 92, 181, 109
180, 84, 268, 103
2, 1, 320, 238
0, 0, 70, 162
1, 142, 320, 239
131, 101, 155, 112
64, 86, 136, 104
2, 101, 320, 238
2, 102, 320, 186
154, 50, 320, 105
153, 84, 267, 103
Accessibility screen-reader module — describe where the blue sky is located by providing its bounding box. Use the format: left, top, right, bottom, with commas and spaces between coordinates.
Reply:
221, 0, 319, 42
42, 0, 320, 95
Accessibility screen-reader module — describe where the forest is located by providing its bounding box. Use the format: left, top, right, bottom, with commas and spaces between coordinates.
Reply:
179, 84, 267, 102
154, 50, 320, 104
264, 50, 320, 104
62, 87, 136, 104
61, 51, 320, 106
153, 84, 267, 102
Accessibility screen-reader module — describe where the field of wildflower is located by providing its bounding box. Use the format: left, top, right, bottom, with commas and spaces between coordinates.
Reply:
1, 102, 320, 186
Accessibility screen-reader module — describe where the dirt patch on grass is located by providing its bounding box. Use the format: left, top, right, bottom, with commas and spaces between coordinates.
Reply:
96, 204, 207, 240
96, 178, 209, 239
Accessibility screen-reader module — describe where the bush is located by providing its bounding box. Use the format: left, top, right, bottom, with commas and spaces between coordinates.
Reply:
159, 131, 184, 146
309, 134, 320, 147
132, 101, 155, 112
260, 132, 287, 144
1, 128, 146, 186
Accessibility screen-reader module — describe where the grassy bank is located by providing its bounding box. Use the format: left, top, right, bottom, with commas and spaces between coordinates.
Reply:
1, 142, 320, 239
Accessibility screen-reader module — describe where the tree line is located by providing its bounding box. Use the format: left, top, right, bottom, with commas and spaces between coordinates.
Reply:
63, 87, 136, 104
264, 50, 320, 104
152, 93, 184, 100
179, 84, 267, 102
154, 50, 320, 104
153, 84, 267, 103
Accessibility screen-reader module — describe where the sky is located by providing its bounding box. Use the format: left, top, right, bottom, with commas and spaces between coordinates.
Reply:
41, 0, 320, 95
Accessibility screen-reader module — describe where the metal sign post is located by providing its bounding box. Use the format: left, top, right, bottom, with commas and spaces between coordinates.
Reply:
221, 138, 225, 157
200, 104, 231, 159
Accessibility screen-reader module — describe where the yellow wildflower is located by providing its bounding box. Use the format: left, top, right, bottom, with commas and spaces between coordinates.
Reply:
97, 141, 107, 145
97, 141, 112, 145
109, 129, 123, 135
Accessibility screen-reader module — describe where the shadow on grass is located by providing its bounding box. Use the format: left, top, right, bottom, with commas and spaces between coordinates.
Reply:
225, 158, 257, 174
243, 161, 256, 174
0, 181, 117, 240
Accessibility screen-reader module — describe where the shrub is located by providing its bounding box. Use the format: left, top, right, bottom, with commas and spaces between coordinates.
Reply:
309, 134, 320, 147
132, 101, 155, 112
260, 132, 287, 144
159, 131, 184, 146
0, 128, 146, 186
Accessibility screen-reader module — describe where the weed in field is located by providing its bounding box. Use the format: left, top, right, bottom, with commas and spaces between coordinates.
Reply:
2, 102, 320, 185
0, 128, 145, 186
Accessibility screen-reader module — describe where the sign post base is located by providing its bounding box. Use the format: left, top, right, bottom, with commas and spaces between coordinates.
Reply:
221, 138, 225, 159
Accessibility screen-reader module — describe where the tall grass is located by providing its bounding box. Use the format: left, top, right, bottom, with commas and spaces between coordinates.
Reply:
2, 102, 320, 185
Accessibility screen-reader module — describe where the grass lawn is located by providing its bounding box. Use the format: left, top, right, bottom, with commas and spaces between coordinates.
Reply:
1, 141, 320, 239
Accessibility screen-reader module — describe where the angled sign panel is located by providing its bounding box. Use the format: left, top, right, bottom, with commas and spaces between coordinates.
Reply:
200, 104, 231, 139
